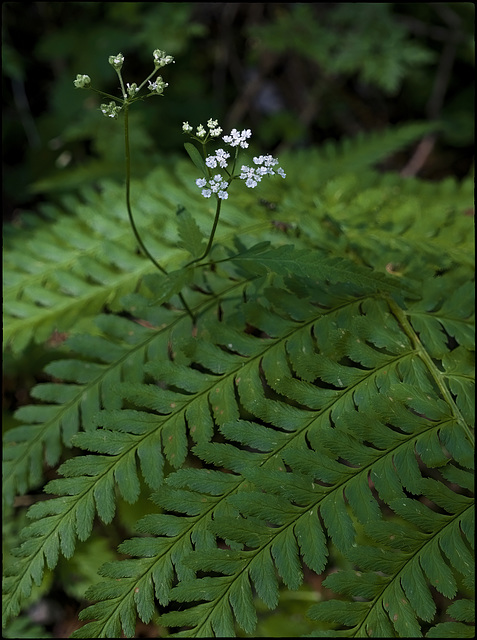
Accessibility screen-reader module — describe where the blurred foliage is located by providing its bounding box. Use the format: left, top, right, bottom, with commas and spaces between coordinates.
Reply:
2, 2, 474, 216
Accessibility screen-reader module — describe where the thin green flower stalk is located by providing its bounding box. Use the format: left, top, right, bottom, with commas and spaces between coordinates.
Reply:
74, 51, 195, 321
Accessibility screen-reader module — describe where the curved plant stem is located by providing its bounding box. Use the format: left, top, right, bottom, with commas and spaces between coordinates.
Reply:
185, 196, 222, 268
123, 104, 196, 323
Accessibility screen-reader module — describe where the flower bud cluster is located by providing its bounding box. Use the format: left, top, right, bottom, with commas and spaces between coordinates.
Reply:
126, 83, 140, 98
182, 119, 223, 140
100, 101, 122, 119
109, 53, 124, 70
73, 74, 91, 89
153, 49, 175, 68
74, 49, 174, 114
148, 77, 168, 95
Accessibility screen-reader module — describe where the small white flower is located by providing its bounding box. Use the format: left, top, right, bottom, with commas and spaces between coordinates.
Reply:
207, 118, 219, 129
206, 156, 218, 168
148, 76, 168, 94
109, 53, 124, 70
201, 189, 212, 198
215, 149, 230, 166
196, 125, 206, 138
209, 175, 223, 193
182, 121, 193, 133
218, 190, 228, 199
196, 178, 207, 187
223, 128, 252, 148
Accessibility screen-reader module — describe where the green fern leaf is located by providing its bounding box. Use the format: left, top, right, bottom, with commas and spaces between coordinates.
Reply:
426, 621, 476, 638
231, 243, 413, 299
446, 598, 475, 623
68, 264, 472, 634
176, 206, 207, 258
4, 128, 474, 636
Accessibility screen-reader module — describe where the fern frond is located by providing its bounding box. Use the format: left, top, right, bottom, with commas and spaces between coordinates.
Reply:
426, 598, 475, 638
307, 476, 473, 636
2, 309, 168, 508
3, 124, 474, 636
279, 156, 474, 279
60, 265, 472, 636
3, 261, 272, 623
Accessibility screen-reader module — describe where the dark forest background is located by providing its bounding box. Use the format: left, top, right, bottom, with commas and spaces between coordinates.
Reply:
2, 2, 474, 221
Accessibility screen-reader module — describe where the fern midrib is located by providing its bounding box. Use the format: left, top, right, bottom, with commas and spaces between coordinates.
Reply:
84, 294, 424, 635
85, 474, 243, 636
3, 269, 263, 500
352, 502, 473, 637
3, 272, 267, 619
388, 298, 474, 445
184, 372, 459, 634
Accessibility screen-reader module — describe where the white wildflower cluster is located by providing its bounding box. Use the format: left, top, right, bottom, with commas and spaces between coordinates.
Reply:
153, 49, 175, 68
239, 155, 286, 188
100, 101, 122, 119
205, 148, 230, 169
148, 76, 168, 95
108, 53, 124, 70
222, 128, 252, 149
73, 74, 91, 89
196, 175, 229, 200
185, 122, 286, 200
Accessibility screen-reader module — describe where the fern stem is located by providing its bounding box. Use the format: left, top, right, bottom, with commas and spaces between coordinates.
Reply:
123, 104, 196, 323
388, 297, 474, 445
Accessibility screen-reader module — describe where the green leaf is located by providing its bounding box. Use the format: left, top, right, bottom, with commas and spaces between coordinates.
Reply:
184, 142, 208, 177
426, 621, 476, 638
176, 207, 207, 258
271, 527, 303, 590
228, 572, 257, 634
307, 600, 371, 626
383, 581, 422, 637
